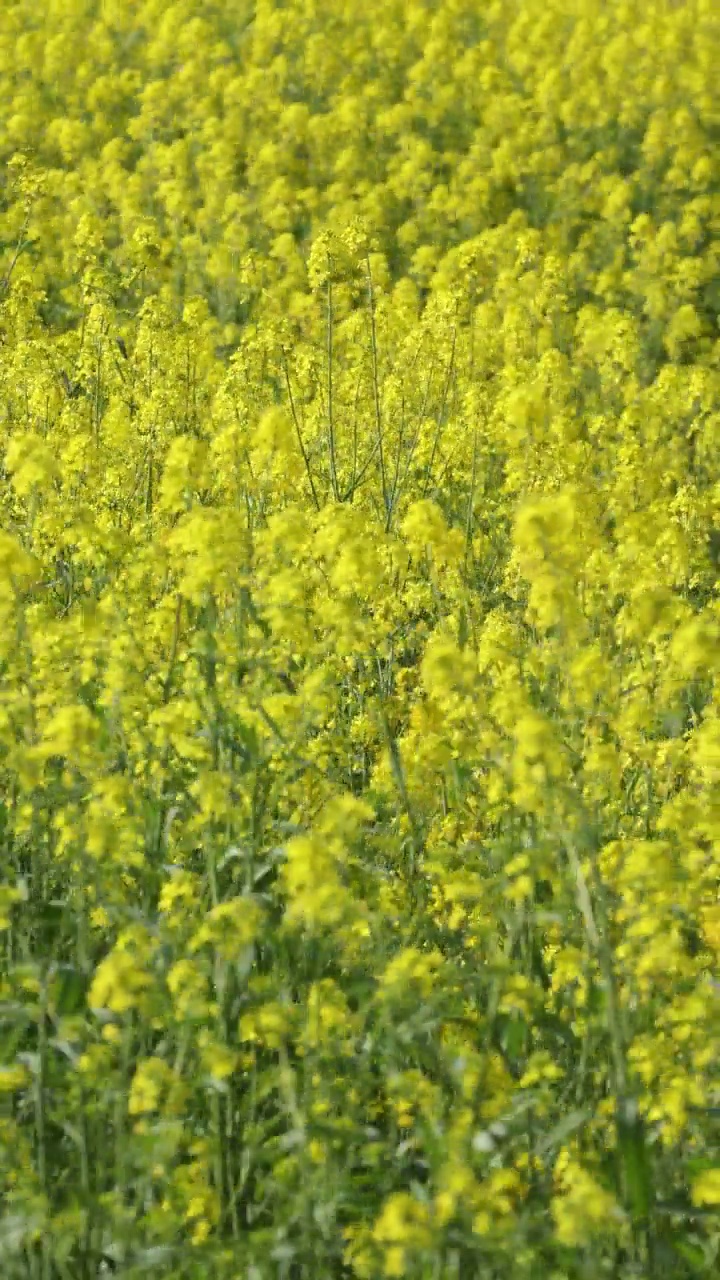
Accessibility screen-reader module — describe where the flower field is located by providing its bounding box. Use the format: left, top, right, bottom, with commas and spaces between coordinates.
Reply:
1, 0, 719, 1275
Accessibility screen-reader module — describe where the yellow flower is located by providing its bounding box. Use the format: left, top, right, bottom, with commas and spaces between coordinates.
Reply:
372, 1191, 434, 1270
281, 829, 363, 931
157, 435, 208, 515
434, 1161, 482, 1227
700, 903, 720, 954
304, 979, 356, 1051
88, 925, 156, 1016
0, 1064, 30, 1093
159, 871, 203, 925
35, 703, 99, 771
239, 1002, 291, 1050
379, 947, 444, 999
691, 1168, 720, 1207
5, 431, 59, 497
88, 949, 151, 1016
307, 1138, 327, 1165
167, 958, 210, 1022
0, 884, 23, 931
128, 1056, 175, 1116
551, 1155, 624, 1246
198, 1033, 237, 1082
189, 896, 262, 961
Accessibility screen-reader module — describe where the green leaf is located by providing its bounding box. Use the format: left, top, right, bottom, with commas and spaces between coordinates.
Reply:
535, 1107, 591, 1157
500, 1013, 528, 1061
616, 1098, 653, 1223
674, 1239, 707, 1270
55, 965, 88, 1016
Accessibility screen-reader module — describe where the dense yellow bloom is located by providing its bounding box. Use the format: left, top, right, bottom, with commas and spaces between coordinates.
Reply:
88, 926, 156, 1015
379, 947, 444, 999
128, 1055, 184, 1116
166, 958, 212, 1022
197, 1031, 238, 1082
239, 1002, 293, 1050
281, 795, 373, 932
281, 833, 352, 929
551, 1154, 625, 1246
303, 978, 357, 1052
371, 1191, 434, 1276
691, 1168, 720, 1208
1, 0, 719, 1271
159, 871, 203, 923
0, 1063, 30, 1093
189, 895, 262, 960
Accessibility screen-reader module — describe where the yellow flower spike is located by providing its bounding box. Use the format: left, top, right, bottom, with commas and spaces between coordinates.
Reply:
379, 947, 444, 1000
372, 1191, 434, 1254
551, 1155, 625, 1247
167, 958, 211, 1022
239, 1002, 292, 1051
691, 1169, 720, 1208
5, 432, 60, 498
158, 871, 203, 921
188, 896, 262, 961
0, 1064, 30, 1093
88, 949, 152, 1017
198, 1035, 238, 1083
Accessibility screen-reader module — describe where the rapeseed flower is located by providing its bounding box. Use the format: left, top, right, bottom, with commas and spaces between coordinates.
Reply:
1, 0, 719, 1272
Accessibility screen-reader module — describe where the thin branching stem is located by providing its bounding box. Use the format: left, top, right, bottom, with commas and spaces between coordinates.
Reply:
366, 253, 389, 521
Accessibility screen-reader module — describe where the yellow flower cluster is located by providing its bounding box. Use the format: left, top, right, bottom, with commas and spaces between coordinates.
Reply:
1, 0, 719, 1274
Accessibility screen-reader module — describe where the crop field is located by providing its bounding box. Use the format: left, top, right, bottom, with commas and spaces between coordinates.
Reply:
0, 1, 719, 1276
